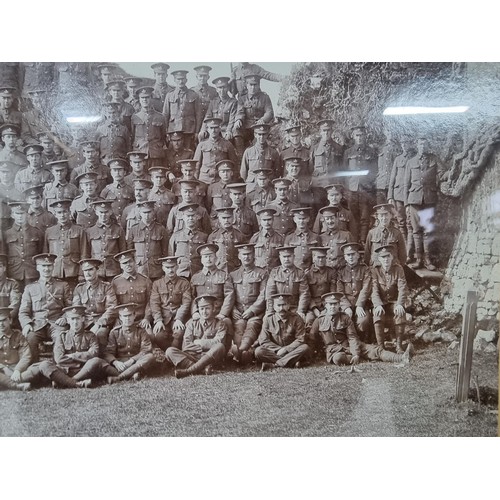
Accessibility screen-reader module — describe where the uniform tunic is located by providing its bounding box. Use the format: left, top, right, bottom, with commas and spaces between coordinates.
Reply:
95, 121, 130, 163
131, 109, 167, 161
70, 163, 111, 194
265, 265, 310, 314
148, 186, 176, 226
231, 205, 258, 239
100, 182, 135, 217
337, 262, 372, 310
70, 195, 103, 228
167, 227, 208, 277
203, 95, 237, 138
235, 91, 274, 131
194, 137, 238, 184
72, 280, 117, 328
150, 275, 192, 326
86, 222, 126, 278
310, 139, 344, 187
284, 229, 320, 270
0, 278, 21, 317
266, 199, 299, 236
240, 144, 280, 186
249, 229, 284, 269
208, 226, 247, 272
0, 329, 31, 375
43, 181, 80, 210
52, 328, 99, 372
14, 166, 53, 193
163, 88, 203, 134
245, 185, 276, 213
190, 83, 217, 118
364, 225, 406, 266
111, 272, 152, 321
104, 323, 153, 363
319, 229, 354, 269
305, 265, 337, 308
190, 268, 235, 317
27, 207, 56, 233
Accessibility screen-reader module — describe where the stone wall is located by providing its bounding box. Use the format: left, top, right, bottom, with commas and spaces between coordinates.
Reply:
443, 149, 500, 329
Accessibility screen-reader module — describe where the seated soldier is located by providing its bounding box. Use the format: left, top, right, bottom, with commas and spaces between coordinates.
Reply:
371, 244, 409, 353
150, 257, 192, 351
165, 295, 229, 378
311, 292, 413, 366
256, 293, 312, 371
105, 303, 156, 384
72, 259, 117, 352
0, 307, 32, 391
23, 306, 107, 389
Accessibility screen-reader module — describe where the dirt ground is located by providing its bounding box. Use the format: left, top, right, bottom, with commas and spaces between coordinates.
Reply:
0, 343, 497, 437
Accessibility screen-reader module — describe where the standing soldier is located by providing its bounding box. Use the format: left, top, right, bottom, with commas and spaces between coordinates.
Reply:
234, 74, 274, 155
150, 63, 174, 113
376, 127, 399, 204
240, 124, 280, 190
124, 151, 151, 187
168, 203, 208, 278
44, 199, 90, 285
72, 259, 117, 351
4, 201, 44, 286
123, 77, 142, 112
14, 144, 53, 193
283, 155, 308, 205
206, 160, 235, 225
171, 159, 206, 205
371, 244, 409, 353
337, 242, 372, 343
37, 132, 67, 164
190, 65, 217, 120
256, 293, 311, 371
19, 253, 72, 363
0, 87, 28, 140
246, 168, 276, 213
249, 207, 285, 269
150, 256, 192, 351
266, 178, 298, 236
43, 160, 80, 210
94, 102, 131, 163
24, 185, 57, 232
194, 117, 238, 184
126, 200, 169, 280
165, 131, 194, 178
343, 125, 378, 244
280, 123, 311, 178
199, 76, 237, 142
310, 119, 344, 188
230, 244, 268, 364
403, 137, 445, 271
105, 303, 156, 384
105, 79, 135, 132
96, 63, 119, 97
70, 141, 111, 193
284, 207, 320, 271
227, 182, 259, 238
163, 69, 203, 149
165, 295, 229, 379
70, 172, 103, 229
148, 166, 176, 226
121, 178, 153, 236
100, 158, 135, 218
0, 255, 21, 318
86, 200, 126, 280
131, 86, 167, 168
319, 206, 354, 270
0, 125, 28, 172
229, 62, 283, 98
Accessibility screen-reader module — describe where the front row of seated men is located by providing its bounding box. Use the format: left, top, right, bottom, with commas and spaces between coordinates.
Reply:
0, 248, 414, 390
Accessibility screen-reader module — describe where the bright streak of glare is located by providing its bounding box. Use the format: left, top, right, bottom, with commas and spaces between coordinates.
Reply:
66, 116, 102, 124
334, 170, 370, 177
383, 106, 469, 116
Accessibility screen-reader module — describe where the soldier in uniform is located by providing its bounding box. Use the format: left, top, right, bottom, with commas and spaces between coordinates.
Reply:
284, 207, 319, 270
0, 125, 28, 173
256, 293, 311, 371
70, 172, 103, 229
171, 159, 206, 205
365, 204, 406, 266
309, 119, 344, 188
163, 69, 203, 149
121, 178, 153, 236
194, 117, 238, 184
0, 307, 32, 391
123, 77, 142, 112
371, 244, 409, 353
0, 87, 28, 140
105, 303, 156, 384
150, 63, 174, 113
72, 259, 117, 352
0, 161, 23, 231
165, 131, 194, 178
111, 250, 153, 327
14, 144, 53, 193
266, 178, 299, 236
19, 253, 72, 363
337, 242, 372, 343
100, 158, 135, 218
70, 141, 111, 193
168, 203, 208, 278
403, 137, 445, 271
319, 206, 354, 269
343, 125, 378, 244
206, 160, 235, 224
190, 65, 217, 120
37, 132, 67, 164
24, 184, 57, 232
229, 62, 283, 98
94, 101, 131, 163
150, 256, 192, 351
208, 207, 247, 272
280, 123, 311, 178
282, 155, 310, 206
148, 166, 176, 225
249, 207, 285, 269
234, 74, 274, 154
44, 199, 90, 284
245, 167, 276, 213
229, 243, 268, 364
86, 200, 126, 280
376, 127, 399, 204
265, 246, 310, 318
311, 292, 413, 366
199, 76, 237, 142
0, 255, 21, 318
131, 86, 167, 167
126, 200, 169, 280
227, 182, 259, 238
165, 295, 229, 378
240, 123, 280, 189
105, 79, 135, 132
3, 201, 44, 285
124, 151, 151, 187
43, 160, 80, 210
304, 247, 336, 329
96, 64, 119, 96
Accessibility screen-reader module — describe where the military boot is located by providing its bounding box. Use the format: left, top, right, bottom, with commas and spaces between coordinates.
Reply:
50, 369, 78, 388
374, 323, 386, 348
423, 234, 436, 271
394, 324, 406, 354
175, 354, 214, 379
409, 233, 424, 269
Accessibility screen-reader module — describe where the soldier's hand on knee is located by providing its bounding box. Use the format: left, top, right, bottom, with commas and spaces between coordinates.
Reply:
242, 309, 253, 320
374, 306, 384, 317
173, 319, 185, 331
394, 305, 405, 317
350, 355, 361, 365
10, 370, 21, 382
356, 306, 367, 318
113, 360, 127, 372
153, 321, 165, 335
22, 325, 33, 336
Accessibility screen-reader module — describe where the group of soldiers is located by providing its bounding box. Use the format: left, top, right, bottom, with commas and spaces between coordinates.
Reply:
0, 62, 449, 391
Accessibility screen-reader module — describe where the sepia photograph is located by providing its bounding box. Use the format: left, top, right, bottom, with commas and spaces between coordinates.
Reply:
0, 60, 498, 438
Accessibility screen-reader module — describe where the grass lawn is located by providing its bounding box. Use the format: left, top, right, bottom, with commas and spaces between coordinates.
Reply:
0, 343, 497, 437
